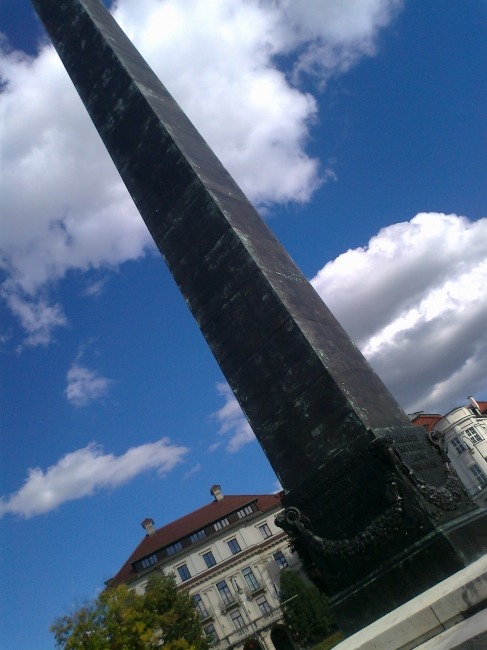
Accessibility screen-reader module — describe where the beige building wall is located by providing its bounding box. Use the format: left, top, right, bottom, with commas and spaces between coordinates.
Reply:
127, 503, 301, 650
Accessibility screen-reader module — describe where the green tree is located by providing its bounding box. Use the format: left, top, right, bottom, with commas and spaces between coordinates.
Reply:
51, 572, 210, 650
288, 536, 328, 595
280, 570, 333, 648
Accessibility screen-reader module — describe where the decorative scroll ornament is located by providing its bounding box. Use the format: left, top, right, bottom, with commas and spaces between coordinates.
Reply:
275, 501, 403, 565
369, 431, 465, 512
275, 437, 404, 564
403, 430, 465, 511
275, 432, 466, 564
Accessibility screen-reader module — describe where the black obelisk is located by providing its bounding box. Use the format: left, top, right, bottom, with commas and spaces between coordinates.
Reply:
30, 0, 487, 634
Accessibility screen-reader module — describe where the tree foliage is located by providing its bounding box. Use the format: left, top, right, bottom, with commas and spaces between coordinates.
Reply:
51, 572, 210, 650
287, 536, 328, 595
280, 570, 333, 648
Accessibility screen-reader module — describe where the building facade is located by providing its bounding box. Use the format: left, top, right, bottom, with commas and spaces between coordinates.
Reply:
411, 398, 487, 505
108, 486, 300, 650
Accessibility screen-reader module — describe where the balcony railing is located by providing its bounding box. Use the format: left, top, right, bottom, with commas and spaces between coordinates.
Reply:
211, 608, 283, 650
246, 584, 266, 599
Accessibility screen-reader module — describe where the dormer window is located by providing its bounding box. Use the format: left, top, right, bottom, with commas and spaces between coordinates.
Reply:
236, 505, 253, 519
213, 518, 229, 531
141, 554, 157, 569
190, 530, 207, 543
166, 541, 183, 555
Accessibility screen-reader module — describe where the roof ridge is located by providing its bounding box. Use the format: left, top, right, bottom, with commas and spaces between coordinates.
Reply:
107, 492, 282, 589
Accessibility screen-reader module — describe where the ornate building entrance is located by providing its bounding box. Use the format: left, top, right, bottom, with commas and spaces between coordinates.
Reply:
271, 627, 294, 650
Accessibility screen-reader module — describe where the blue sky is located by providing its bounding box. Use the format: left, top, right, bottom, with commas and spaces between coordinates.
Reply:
1, 1, 487, 648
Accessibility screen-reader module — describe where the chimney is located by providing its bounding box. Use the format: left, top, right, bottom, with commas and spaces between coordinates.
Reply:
468, 396, 482, 416
141, 518, 155, 536
210, 484, 224, 502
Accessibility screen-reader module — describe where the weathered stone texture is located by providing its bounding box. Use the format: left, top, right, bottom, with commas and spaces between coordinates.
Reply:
30, 0, 487, 634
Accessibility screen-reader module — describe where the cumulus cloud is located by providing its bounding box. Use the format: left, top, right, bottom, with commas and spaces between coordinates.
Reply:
278, 0, 402, 83
65, 363, 111, 406
0, 438, 188, 518
211, 382, 255, 452
0, 0, 401, 339
311, 213, 487, 414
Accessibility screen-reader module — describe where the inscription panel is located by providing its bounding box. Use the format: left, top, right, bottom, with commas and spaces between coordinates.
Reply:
382, 428, 446, 488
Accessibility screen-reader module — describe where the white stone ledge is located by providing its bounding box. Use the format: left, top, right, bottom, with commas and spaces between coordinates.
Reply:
333, 553, 487, 650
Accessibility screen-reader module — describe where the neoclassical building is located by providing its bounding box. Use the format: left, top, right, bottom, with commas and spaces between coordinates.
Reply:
411, 398, 487, 505
107, 485, 300, 650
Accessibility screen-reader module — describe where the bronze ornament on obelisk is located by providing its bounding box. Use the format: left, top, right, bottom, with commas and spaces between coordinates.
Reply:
29, 0, 487, 634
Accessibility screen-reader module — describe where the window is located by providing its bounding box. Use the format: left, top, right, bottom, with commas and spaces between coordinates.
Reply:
242, 567, 259, 592
177, 564, 191, 582
258, 523, 272, 539
236, 505, 253, 519
216, 580, 234, 606
204, 623, 218, 643
166, 541, 183, 556
141, 554, 157, 569
470, 464, 487, 486
451, 436, 468, 454
190, 530, 207, 543
227, 538, 241, 555
202, 551, 217, 568
213, 518, 229, 531
194, 594, 209, 619
230, 609, 245, 630
255, 595, 271, 616
273, 551, 288, 569
465, 426, 484, 445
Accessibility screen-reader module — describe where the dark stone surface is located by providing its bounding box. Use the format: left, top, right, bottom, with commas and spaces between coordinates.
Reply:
329, 509, 487, 635
30, 0, 487, 635
29, 0, 415, 490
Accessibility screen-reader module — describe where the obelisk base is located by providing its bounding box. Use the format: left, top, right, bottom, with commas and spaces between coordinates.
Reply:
330, 549, 487, 650
330, 509, 487, 636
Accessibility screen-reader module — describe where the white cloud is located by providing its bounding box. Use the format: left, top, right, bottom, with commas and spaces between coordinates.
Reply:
212, 382, 255, 452
0, 0, 401, 339
1, 283, 67, 348
273, 480, 283, 494
311, 213, 487, 414
278, 0, 402, 83
0, 438, 188, 518
184, 463, 202, 480
65, 362, 111, 406
83, 278, 109, 297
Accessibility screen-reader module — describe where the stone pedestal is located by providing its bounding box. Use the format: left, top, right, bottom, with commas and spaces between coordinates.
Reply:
331, 551, 487, 650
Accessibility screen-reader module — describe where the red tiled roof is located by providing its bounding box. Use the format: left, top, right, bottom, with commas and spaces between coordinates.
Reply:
108, 493, 282, 589
411, 414, 443, 432
475, 401, 487, 415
